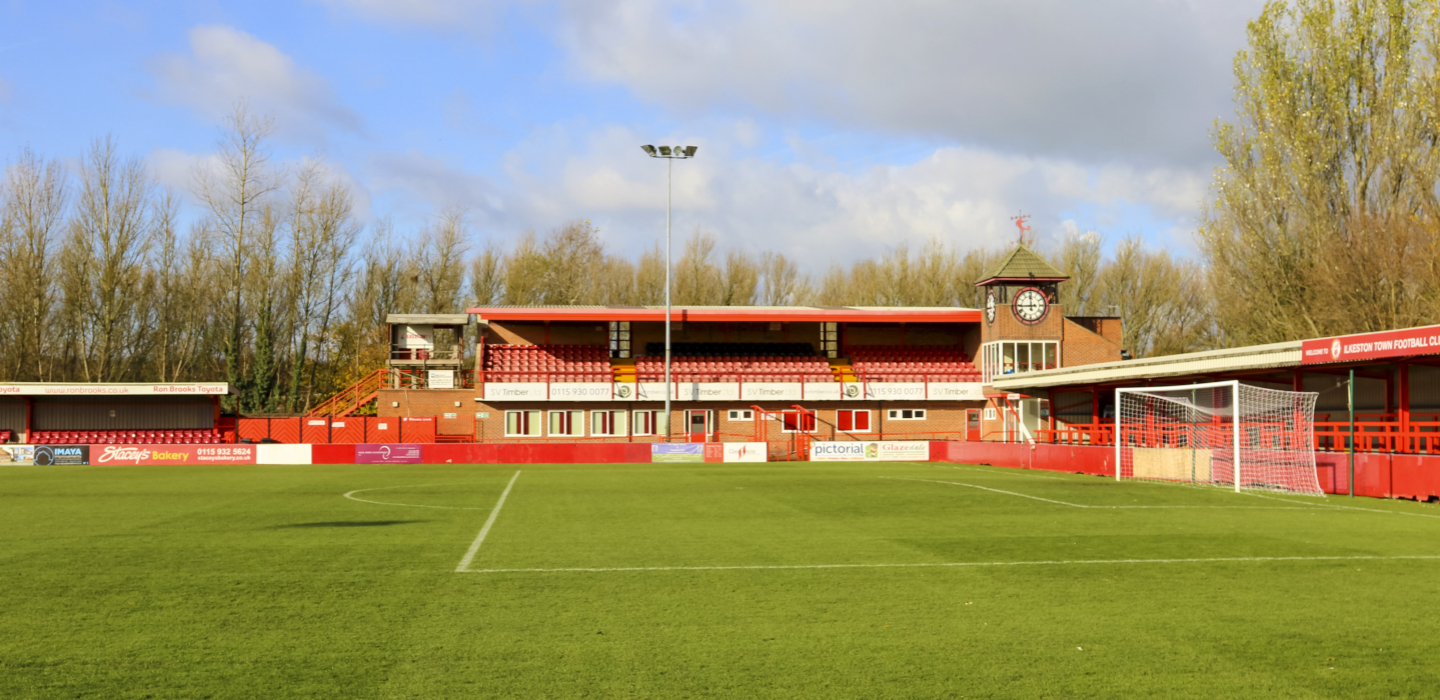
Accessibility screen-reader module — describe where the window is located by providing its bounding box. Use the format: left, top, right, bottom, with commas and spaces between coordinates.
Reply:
609, 321, 631, 358
980, 341, 1060, 384
633, 410, 660, 436
887, 409, 927, 420
591, 410, 627, 436
836, 409, 871, 432
820, 322, 839, 359
984, 407, 997, 421
505, 410, 542, 437
781, 411, 817, 433
548, 410, 584, 437
727, 409, 754, 421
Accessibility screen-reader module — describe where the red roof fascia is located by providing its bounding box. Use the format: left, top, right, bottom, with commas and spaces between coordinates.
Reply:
467, 307, 981, 323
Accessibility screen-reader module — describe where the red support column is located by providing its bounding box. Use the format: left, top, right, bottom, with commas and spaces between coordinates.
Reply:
1399, 362, 1410, 453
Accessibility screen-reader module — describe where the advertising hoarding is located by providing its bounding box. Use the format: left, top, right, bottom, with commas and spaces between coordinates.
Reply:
809, 441, 931, 462
92, 445, 257, 465
356, 444, 423, 464
652, 443, 704, 463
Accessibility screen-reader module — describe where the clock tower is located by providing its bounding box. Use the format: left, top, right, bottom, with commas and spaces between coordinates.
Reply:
975, 242, 1070, 383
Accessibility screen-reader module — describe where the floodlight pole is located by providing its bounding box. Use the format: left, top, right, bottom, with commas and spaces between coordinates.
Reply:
642, 144, 697, 442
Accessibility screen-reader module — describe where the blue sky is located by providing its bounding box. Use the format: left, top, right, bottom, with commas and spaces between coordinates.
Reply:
0, 0, 1266, 266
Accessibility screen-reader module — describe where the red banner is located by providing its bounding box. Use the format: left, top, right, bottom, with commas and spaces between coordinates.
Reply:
1301, 325, 1440, 364
92, 444, 257, 466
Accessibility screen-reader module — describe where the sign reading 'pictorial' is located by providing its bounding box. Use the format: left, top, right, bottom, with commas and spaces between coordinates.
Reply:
809, 441, 930, 462
1302, 324, 1440, 364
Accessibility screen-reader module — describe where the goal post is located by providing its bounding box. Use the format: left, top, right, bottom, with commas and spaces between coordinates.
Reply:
1115, 380, 1323, 495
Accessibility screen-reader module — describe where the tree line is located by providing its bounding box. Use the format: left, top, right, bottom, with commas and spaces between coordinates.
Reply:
3, 0, 1436, 412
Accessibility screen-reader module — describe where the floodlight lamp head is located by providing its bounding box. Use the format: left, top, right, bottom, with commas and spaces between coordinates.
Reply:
683, 145, 698, 157
659, 146, 672, 156
641, 145, 657, 156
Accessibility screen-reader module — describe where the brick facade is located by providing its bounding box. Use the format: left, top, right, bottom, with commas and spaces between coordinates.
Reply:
378, 388, 981, 443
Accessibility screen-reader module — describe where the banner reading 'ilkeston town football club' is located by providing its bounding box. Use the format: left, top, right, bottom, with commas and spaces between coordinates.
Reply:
808, 441, 931, 462
1302, 324, 1440, 364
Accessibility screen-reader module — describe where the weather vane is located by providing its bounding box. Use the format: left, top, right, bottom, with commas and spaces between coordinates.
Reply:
1010, 213, 1033, 246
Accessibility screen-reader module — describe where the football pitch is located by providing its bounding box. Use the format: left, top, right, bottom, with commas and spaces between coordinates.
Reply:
3, 462, 1440, 699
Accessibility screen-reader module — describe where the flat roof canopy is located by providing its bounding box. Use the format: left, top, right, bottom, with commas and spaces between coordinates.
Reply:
467, 306, 981, 323
0, 383, 233, 396
386, 314, 472, 326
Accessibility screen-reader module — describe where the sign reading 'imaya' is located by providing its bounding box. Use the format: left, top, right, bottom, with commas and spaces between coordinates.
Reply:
1302, 324, 1440, 364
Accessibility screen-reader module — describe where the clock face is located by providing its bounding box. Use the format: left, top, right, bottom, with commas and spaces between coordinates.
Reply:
985, 291, 996, 323
1013, 288, 1049, 324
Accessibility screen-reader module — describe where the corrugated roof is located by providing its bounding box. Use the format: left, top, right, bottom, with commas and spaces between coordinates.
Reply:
386, 314, 472, 325
467, 305, 981, 323
976, 244, 1068, 285
991, 340, 1303, 390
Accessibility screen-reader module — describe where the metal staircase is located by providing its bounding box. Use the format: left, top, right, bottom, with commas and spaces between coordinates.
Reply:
308, 368, 388, 417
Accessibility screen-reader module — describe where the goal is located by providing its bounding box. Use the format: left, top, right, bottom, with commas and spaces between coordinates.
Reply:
1115, 380, 1323, 495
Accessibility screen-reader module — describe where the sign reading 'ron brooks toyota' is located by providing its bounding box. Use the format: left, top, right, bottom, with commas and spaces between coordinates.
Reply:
1302, 324, 1440, 364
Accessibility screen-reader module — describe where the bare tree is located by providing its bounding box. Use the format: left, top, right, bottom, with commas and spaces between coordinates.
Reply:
0, 149, 69, 380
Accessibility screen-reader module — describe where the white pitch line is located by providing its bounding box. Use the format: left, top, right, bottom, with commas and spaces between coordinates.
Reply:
461, 554, 1440, 574
455, 470, 521, 573
883, 477, 1321, 510
344, 482, 496, 510
1238, 489, 1440, 520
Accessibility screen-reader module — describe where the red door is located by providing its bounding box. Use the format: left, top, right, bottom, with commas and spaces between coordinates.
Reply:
686, 410, 711, 442
966, 409, 981, 441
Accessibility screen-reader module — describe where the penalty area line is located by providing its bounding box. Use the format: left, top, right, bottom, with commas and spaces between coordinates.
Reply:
454, 470, 521, 573
460, 554, 1440, 574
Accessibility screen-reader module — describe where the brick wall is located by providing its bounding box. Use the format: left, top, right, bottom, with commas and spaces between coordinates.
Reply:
377, 389, 477, 437
378, 389, 979, 443
483, 321, 608, 346
981, 304, 1066, 344
630, 321, 821, 354
1061, 318, 1122, 366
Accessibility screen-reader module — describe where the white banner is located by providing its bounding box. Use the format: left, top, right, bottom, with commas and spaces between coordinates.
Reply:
0, 383, 229, 396
926, 382, 986, 401
484, 383, 548, 401
397, 324, 434, 349
859, 382, 927, 401
723, 442, 768, 462
692, 383, 741, 401
802, 383, 841, 401
742, 382, 802, 401
257, 444, 312, 465
809, 440, 931, 462
428, 370, 455, 389
548, 383, 614, 401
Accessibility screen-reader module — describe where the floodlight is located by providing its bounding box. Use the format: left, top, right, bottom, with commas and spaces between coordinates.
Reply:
659, 146, 672, 156
683, 145, 698, 157
641, 145, 657, 156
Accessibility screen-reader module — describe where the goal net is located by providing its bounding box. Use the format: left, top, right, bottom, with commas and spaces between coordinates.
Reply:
1115, 381, 1322, 495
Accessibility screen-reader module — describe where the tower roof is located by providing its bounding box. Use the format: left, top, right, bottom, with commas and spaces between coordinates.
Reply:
975, 243, 1068, 286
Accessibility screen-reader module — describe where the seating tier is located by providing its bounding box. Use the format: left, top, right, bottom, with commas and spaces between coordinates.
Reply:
483, 344, 611, 382
28, 429, 225, 444
848, 345, 981, 382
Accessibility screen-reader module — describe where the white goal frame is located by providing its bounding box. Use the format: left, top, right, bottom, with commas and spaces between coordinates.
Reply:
1114, 380, 1323, 495
1116, 381, 1242, 492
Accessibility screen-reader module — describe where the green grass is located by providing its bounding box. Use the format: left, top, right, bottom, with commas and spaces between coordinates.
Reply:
3, 461, 1440, 699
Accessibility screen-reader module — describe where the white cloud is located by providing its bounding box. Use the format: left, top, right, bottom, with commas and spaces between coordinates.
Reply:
558, 0, 1265, 167
368, 149, 502, 216
375, 123, 1206, 265
149, 25, 363, 139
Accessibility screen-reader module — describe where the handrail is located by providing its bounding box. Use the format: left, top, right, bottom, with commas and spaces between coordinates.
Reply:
307, 368, 388, 417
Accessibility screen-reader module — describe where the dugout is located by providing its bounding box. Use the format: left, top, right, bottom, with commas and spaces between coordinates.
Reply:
0, 383, 233, 444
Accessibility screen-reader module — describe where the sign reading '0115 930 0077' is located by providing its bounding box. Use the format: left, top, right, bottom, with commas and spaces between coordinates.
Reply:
1301, 324, 1440, 364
